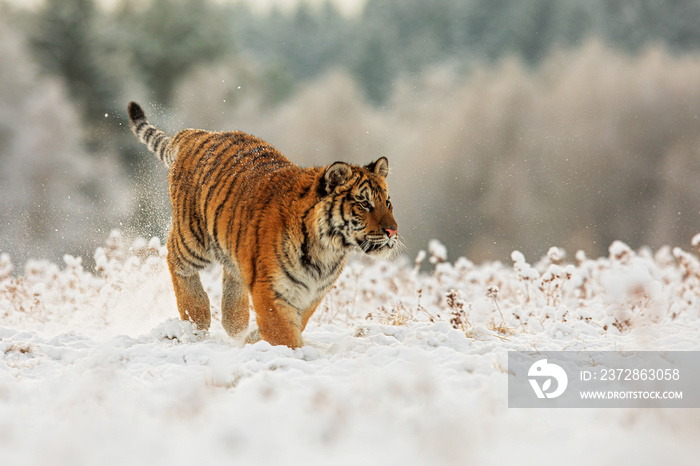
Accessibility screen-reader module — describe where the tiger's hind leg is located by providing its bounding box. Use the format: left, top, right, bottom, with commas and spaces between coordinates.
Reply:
167, 235, 211, 331
221, 266, 250, 338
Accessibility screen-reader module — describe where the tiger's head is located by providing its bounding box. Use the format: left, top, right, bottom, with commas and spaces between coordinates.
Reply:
319, 157, 400, 258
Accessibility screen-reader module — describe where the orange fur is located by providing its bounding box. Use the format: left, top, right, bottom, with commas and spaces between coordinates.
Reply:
128, 102, 399, 347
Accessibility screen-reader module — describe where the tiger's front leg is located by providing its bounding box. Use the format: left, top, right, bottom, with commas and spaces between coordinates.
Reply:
301, 298, 323, 331
251, 283, 304, 349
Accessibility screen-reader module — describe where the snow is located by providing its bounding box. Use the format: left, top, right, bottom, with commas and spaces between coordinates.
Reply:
1, 231, 700, 465
427, 239, 448, 264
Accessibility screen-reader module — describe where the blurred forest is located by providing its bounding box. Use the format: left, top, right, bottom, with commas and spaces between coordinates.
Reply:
2, 0, 700, 265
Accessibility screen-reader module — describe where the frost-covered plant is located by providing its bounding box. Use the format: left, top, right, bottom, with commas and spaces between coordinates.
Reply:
511, 250, 539, 304
4, 233, 700, 343
446, 289, 470, 332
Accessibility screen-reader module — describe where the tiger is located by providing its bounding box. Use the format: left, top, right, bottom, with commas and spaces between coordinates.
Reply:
127, 101, 399, 348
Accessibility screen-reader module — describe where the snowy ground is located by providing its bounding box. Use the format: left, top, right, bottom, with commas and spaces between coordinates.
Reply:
1, 231, 700, 465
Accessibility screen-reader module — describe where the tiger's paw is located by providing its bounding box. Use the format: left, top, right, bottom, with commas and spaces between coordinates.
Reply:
244, 327, 261, 345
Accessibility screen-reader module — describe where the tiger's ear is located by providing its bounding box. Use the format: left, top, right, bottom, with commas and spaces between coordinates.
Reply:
366, 157, 389, 178
322, 161, 353, 194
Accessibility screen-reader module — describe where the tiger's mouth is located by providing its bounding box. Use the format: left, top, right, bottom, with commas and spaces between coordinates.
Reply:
357, 234, 397, 256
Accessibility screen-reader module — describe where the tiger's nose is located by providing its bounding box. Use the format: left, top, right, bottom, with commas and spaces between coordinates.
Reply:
384, 228, 397, 238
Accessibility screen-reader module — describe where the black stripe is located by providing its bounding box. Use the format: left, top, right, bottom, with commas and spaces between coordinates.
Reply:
327, 255, 344, 277
233, 203, 245, 264
350, 221, 365, 232
299, 208, 320, 277
199, 135, 236, 186
318, 267, 343, 291
208, 140, 254, 224
143, 127, 155, 143
325, 197, 343, 235
276, 245, 308, 289
191, 133, 227, 236
181, 246, 209, 268
177, 232, 208, 264
189, 211, 206, 246
148, 130, 164, 149
280, 233, 299, 266
316, 175, 327, 197
273, 290, 298, 310
280, 262, 308, 290
224, 166, 260, 258
193, 133, 225, 177
190, 133, 219, 158
173, 184, 209, 263
257, 171, 282, 210
248, 212, 262, 287
357, 179, 371, 193
245, 164, 287, 285
230, 157, 283, 259
176, 136, 220, 252
172, 235, 207, 270
244, 163, 288, 270
174, 184, 193, 259
170, 131, 187, 147
210, 158, 246, 227
156, 136, 170, 161
321, 202, 333, 235
152, 134, 163, 155
205, 134, 248, 214
212, 139, 265, 207
339, 195, 351, 231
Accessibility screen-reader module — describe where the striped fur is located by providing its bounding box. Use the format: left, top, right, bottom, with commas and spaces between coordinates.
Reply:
128, 102, 176, 166
127, 101, 399, 348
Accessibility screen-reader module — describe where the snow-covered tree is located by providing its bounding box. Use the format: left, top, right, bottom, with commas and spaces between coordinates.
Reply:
0, 20, 131, 265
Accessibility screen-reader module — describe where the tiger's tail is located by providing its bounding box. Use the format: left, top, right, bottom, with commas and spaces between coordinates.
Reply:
127, 101, 175, 167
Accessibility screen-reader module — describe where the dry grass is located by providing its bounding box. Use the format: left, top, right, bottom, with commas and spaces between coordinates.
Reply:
3, 230, 700, 345
3, 342, 34, 355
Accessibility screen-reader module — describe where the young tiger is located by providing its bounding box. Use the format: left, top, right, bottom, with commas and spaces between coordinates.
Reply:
127, 102, 399, 348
